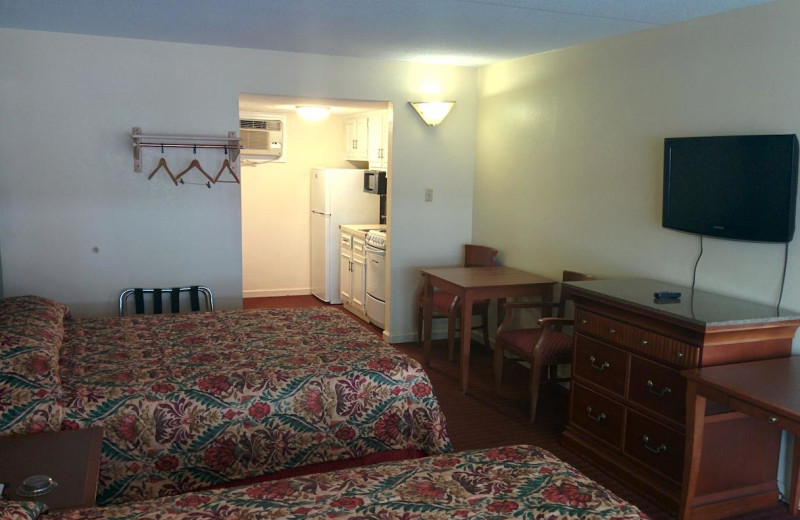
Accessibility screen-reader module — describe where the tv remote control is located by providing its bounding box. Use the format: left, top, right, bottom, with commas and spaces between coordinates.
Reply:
653, 291, 681, 299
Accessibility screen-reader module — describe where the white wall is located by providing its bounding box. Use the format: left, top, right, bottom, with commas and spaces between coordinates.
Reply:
0, 29, 478, 330
241, 112, 351, 297
475, 0, 800, 321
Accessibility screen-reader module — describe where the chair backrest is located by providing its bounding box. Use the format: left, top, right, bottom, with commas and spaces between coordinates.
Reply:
119, 286, 214, 316
557, 270, 594, 318
464, 244, 498, 268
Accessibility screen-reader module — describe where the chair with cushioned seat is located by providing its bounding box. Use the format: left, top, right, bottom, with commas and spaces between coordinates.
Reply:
416, 244, 498, 361
493, 270, 594, 421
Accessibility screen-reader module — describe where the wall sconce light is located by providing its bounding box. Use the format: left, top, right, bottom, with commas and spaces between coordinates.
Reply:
409, 101, 455, 126
296, 106, 330, 121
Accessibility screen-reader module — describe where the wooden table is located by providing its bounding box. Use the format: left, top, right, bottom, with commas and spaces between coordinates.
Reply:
0, 427, 103, 511
420, 266, 556, 393
681, 357, 800, 519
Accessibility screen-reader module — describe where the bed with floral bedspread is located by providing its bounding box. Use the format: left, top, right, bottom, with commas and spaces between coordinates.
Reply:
33, 445, 647, 520
0, 296, 451, 506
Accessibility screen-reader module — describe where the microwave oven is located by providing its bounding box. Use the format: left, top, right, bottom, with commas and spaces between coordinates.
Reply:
363, 170, 387, 195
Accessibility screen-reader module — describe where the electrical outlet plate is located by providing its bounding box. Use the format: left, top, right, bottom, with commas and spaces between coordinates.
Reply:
425, 188, 433, 202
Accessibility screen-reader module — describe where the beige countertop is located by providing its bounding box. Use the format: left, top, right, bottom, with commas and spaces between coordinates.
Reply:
340, 223, 386, 238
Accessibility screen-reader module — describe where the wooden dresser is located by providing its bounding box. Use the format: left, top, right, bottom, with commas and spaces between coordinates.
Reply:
561, 279, 800, 516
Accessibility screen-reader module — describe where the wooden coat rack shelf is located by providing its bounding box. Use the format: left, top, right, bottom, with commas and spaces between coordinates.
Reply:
132, 127, 242, 186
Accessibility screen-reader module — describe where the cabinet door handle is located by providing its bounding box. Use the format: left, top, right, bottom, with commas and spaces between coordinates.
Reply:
642, 435, 667, 454
641, 339, 648, 346
586, 406, 606, 423
608, 328, 616, 334
676, 352, 684, 359
588, 355, 610, 372
769, 416, 778, 424
580, 319, 588, 324
646, 380, 672, 398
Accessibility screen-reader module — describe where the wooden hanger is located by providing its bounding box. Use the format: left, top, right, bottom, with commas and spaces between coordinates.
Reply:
175, 159, 214, 184
214, 159, 240, 184
147, 158, 178, 186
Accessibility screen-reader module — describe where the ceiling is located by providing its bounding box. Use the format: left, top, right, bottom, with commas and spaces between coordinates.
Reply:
0, 0, 777, 67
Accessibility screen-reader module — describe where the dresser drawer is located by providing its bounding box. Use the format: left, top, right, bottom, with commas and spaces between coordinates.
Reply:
570, 383, 625, 448
575, 309, 696, 369
628, 356, 686, 424
625, 410, 684, 482
574, 336, 628, 396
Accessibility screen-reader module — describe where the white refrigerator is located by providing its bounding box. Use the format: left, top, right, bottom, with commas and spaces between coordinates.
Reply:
310, 168, 379, 303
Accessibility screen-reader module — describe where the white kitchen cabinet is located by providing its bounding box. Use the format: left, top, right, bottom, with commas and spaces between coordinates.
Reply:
351, 242, 367, 311
367, 110, 389, 169
339, 230, 368, 320
339, 232, 353, 304
344, 115, 368, 161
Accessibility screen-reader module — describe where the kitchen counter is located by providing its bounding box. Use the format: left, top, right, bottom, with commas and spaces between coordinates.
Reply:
340, 223, 386, 238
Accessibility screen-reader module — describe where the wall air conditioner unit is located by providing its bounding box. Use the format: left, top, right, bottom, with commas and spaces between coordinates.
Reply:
239, 118, 284, 157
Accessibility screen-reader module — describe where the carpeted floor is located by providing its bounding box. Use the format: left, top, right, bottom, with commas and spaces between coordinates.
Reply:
243, 296, 795, 520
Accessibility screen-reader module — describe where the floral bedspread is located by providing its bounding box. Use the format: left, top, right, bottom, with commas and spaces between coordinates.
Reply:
48, 445, 648, 519
58, 307, 451, 505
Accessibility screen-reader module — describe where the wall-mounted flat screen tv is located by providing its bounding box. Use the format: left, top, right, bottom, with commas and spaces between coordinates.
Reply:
663, 134, 799, 243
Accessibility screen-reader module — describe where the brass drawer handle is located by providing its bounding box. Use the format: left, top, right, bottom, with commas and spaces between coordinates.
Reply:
676, 352, 685, 358
641, 339, 648, 346
586, 406, 607, 423
608, 328, 616, 334
589, 355, 610, 372
646, 380, 672, 398
642, 435, 667, 454
769, 416, 778, 424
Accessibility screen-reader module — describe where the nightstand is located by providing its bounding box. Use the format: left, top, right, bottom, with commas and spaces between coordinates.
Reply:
0, 427, 103, 511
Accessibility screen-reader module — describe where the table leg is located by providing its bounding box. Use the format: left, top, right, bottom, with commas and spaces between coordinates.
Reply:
680, 381, 706, 520
423, 274, 433, 367
460, 292, 473, 394
789, 433, 800, 515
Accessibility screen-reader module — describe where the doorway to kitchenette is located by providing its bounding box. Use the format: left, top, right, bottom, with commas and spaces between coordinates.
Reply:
238, 94, 391, 331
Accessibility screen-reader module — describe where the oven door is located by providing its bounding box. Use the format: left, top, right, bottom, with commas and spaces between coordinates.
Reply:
365, 245, 386, 301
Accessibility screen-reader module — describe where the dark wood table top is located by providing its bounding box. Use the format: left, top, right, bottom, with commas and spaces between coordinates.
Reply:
565, 278, 800, 328
682, 356, 800, 419
421, 266, 555, 290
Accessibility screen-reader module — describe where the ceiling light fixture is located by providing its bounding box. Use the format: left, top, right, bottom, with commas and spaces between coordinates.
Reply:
296, 106, 330, 121
409, 101, 455, 126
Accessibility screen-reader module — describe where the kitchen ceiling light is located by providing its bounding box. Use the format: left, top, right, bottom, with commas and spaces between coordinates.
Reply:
409, 101, 455, 126
296, 106, 330, 121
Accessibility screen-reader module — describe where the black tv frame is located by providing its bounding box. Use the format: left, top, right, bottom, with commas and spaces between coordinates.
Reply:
662, 134, 799, 244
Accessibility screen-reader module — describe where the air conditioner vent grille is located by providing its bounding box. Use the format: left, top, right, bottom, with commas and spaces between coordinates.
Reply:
240, 119, 281, 131
239, 117, 284, 157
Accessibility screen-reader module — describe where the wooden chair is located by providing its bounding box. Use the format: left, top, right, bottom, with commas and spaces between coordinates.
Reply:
493, 270, 594, 421
416, 244, 498, 360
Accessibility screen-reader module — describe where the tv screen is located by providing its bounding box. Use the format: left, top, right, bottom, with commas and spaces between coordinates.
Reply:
662, 134, 799, 243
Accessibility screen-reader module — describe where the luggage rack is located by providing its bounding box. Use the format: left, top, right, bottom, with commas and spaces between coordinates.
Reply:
118, 285, 214, 316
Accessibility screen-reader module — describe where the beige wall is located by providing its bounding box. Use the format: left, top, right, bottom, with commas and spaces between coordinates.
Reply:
0, 29, 478, 334
241, 112, 351, 297
475, 0, 800, 322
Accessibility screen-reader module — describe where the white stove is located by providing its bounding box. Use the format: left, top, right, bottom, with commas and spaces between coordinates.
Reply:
365, 229, 387, 250
365, 229, 387, 329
